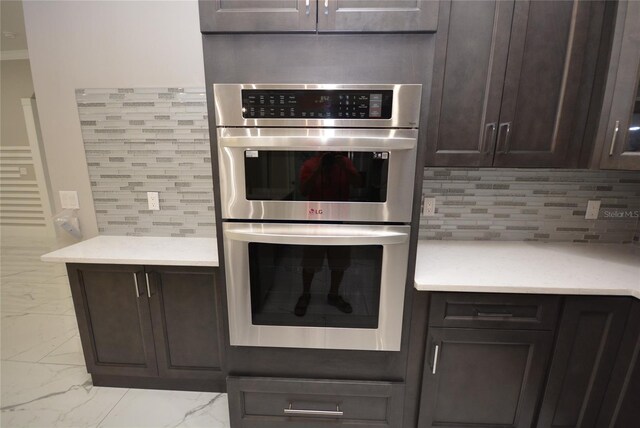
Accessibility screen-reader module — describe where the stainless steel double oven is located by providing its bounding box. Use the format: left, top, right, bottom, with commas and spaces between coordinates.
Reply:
214, 84, 421, 351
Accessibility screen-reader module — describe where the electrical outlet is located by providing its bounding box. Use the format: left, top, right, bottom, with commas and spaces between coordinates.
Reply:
422, 197, 436, 216
19, 167, 27, 176
585, 200, 601, 220
147, 192, 160, 211
59, 190, 79, 209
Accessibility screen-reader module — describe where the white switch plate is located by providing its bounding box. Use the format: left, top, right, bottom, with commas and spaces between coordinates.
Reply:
422, 197, 436, 216
59, 190, 79, 209
147, 192, 160, 211
585, 200, 601, 220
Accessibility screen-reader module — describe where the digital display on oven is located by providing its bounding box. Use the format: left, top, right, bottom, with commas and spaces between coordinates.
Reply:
241, 89, 393, 119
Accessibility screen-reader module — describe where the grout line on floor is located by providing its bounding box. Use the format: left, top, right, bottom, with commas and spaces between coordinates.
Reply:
95, 387, 131, 428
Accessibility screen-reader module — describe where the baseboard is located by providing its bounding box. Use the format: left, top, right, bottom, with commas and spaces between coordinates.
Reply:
91, 373, 227, 393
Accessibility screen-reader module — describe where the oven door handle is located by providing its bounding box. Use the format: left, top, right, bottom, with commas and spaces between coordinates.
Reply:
218, 135, 416, 150
225, 229, 409, 245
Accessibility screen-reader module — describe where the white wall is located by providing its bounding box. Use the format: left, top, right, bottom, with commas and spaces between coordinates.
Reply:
1, 59, 34, 148
23, 0, 205, 243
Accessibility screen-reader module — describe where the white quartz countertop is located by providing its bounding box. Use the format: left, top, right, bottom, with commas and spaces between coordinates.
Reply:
415, 241, 640, 299
41, 236, 219, 267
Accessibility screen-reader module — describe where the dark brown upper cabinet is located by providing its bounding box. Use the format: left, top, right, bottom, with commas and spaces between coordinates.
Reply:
425, 0, 599, 167
594, 0, 640, 170
199, 0, 438, 33
317, 0, 439, 33
199, 0, 318, 33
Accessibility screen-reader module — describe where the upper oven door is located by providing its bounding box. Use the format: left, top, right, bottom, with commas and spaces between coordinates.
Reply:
213, 83, 422, 128
218, 128, 418, 222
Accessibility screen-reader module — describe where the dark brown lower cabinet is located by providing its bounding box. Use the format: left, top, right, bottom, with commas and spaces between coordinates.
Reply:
418, 327, 553, 428
536, 297, 632, 428
147, 266, 224, 379
227, 376, 405, 428
66, 263, 224, 389
596, 300, 640, 427
68, 264, 158, 377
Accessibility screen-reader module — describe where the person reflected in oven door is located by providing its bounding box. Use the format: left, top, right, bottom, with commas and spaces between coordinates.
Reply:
299, 151, 362, 201
295, 245, 353, 317
295, 152, 360, 316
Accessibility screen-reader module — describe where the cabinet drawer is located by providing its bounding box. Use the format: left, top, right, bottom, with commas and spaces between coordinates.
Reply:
429, 293, 560, 330
227, 376, 404, 427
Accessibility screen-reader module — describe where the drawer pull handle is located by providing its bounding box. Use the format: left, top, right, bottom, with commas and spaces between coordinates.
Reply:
475, 310, 513, 318
284, 403, 343, 417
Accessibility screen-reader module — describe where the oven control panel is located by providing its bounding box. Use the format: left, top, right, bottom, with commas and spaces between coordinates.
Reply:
241, 89, 393, 119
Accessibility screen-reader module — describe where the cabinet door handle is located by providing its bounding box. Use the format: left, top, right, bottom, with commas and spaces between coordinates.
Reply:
305, 0, 310, 16
284, 403, 343, 417
498, 122, 512, 154
324, 0, 329, 15
133, 273, 140, 298
145, 273, 151, 298
483, 122, 496, 154
432, 344, 439, 374
609, 120, 620, 156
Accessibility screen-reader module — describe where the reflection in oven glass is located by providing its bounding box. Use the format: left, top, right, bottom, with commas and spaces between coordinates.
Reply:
248, 243, 382, 329
244, 151, 389, 202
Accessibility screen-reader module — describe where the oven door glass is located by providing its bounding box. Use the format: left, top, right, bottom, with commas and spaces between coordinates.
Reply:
248, 243, 382, 328
244, 151, 388, 203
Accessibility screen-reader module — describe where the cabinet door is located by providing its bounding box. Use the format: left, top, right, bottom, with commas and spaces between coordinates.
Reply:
199, 0, 317, 33
66, 264, 158, 377
418, 328, 552, 428
494, 0, 592, 167
425, 0, 513, 167
147, 266, 225, 379
536, 297, 632, 428
597, 300, 640, 427
599, 1, 640, 170
317, 0, 438, 32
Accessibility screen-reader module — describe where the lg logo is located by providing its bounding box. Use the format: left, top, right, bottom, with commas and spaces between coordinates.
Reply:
308, 208, 324, 215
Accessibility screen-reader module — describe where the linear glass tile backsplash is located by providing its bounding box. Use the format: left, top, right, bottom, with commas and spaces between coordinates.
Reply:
420, 168, 640, 243
77, 88, 214, 237
77, 88, 640, 242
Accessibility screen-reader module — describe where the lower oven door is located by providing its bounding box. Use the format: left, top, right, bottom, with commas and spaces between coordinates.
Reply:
223, 222, 410, 351
217, 127, 418, 222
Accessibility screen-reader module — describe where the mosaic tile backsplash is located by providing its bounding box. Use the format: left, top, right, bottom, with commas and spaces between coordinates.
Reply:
420, 168, 640, 243
77, 87, 640, 242
77, 88, 214, 237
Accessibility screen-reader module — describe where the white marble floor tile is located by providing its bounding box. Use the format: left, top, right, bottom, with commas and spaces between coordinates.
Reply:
1, 236, 231, 427
0, 360, 128, 428
40, 335, 86, 366
30, 295, 76, 316
1, 313, 79, 362
1, 284, 73, 314
98, 389, 230, 428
